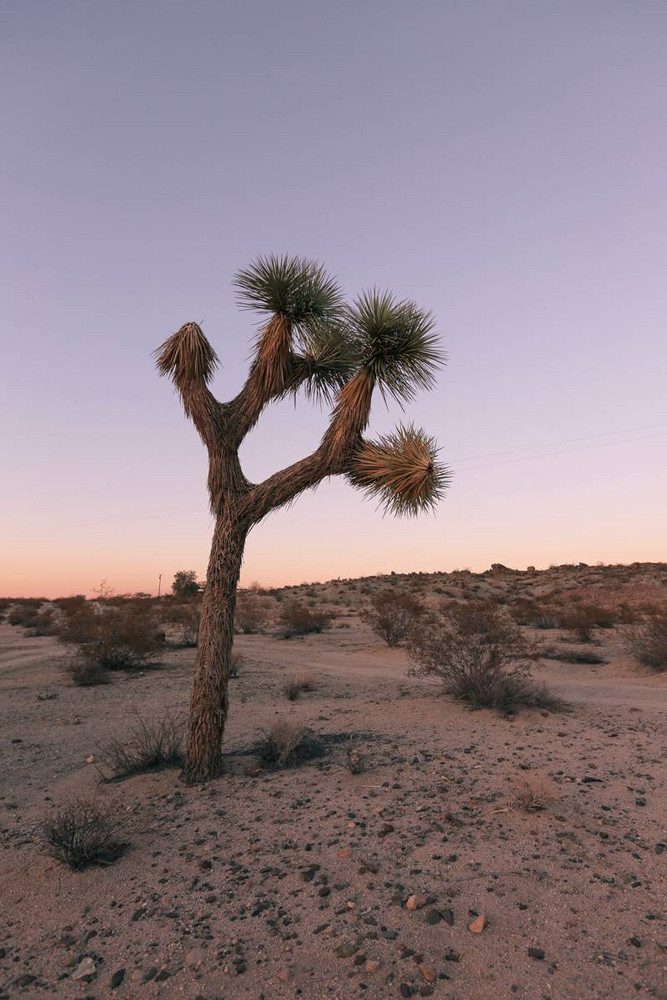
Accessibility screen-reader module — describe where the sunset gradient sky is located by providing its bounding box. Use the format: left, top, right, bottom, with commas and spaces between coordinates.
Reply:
2, 1, 666, 597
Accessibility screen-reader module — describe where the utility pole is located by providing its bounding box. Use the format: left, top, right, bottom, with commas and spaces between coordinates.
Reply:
157, 574, 162, 598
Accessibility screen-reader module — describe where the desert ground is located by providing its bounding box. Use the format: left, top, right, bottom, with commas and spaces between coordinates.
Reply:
1, 564, 665, 1000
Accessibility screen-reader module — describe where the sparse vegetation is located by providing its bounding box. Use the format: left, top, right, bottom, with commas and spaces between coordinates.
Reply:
43, 797, 125, 870
100, 712, 183, 780
360, 588, 424, 647
511, 774, 559, 812
256, 722, 325, 769
345, 743, 366, 774
408, 602, 564, 711
66, 659, 110, 686
283, 674, 317, 700
279, 600, 331, 639
58, 601, 163, 670
625, 609, 667, 671
235, 594, 271, 634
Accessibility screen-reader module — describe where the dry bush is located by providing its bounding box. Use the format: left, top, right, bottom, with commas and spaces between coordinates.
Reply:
511, 774, 559, 812
100, 712, 183, 780
235, 594, 271, 633
279, 600, 330, 638
8, 603, 44, 628
558, 604, 615, 642
168, 603, 201, 647
542, 646, 606, 664
624, 609, 667, 671
256, 722, 324, 769
283, 673, 316, 700
360, 588, 424, 647
408, 602, 564, 711
66, 659, 110, 686
58, 601, 163, 670
345, 743, 366, 774
229, 651, 243, 678
53, 595, 87, 613
28, 607, 57, 636
43, 797, 125, 870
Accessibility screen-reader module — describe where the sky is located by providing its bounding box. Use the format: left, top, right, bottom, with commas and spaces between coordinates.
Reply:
1, 0, 666, 597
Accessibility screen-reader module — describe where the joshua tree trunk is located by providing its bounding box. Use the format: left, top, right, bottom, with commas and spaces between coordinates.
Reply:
155, 255, 447, 782
183, 509, 247, 782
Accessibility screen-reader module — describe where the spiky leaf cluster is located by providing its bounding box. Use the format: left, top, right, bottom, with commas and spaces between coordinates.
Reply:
235, 254, 342, 326
154, 323, 219, 386
348, 424, 450, 516
345, 290, 443, 405
288, 321, 355, 404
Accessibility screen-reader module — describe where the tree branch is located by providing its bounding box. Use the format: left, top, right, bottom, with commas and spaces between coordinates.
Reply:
227, 316, 294, 443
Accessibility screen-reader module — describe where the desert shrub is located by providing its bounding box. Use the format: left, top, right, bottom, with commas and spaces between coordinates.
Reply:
345, 743, 366, 774
53, 595, 87, 613
256, 722, 324, 769
360, 589, 424, 647
168, 603, 201, 646
29, 608, 57, 636
100, 711, 183, 780
43, 797, 125, 870
66, 659, 110, 686
283, 674, 316, 700
558, 604, 615, 642
624, 610, 667, 671
8, 603, 43, 628
279, 600, 330, 638
235, 594, 271, 633
408, 603, 563, 711
229, 651, 243, 678
511, 774, 559, 813
542, 646, 606, 664
58, 601, 163, 670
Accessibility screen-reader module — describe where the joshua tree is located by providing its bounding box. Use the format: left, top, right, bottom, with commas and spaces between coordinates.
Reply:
155, 255, 449, 782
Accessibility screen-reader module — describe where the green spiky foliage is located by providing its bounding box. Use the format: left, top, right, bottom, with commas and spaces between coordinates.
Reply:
235, 254, 342, 326
349, 424, 449, 515
345, 290, 442, 404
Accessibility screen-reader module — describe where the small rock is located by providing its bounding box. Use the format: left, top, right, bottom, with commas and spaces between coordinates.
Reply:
468, 914, 486, 934
365, 960, 380, 973
399, 984, 414, 998
419, 965, 437, 982
528, 947, 545, 960
71, 957, 96, 981
406, 894, 427, 911
110, 969, 125, 989
86, 755, 95, 764
424, 909, 441, 925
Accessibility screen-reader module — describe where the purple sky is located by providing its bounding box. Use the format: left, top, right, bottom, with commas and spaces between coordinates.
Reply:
2, 1, 666, 597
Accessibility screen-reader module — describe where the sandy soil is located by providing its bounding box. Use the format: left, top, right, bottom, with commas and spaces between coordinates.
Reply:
1, 604, 665, 1000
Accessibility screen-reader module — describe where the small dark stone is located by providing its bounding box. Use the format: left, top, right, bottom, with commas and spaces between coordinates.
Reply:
154, 969, 171, 982
629, 936, 641, 948
399, 984, 413, 998
424, 909, 441, 925
528, 948, 545, 960
110, 969, 126, 989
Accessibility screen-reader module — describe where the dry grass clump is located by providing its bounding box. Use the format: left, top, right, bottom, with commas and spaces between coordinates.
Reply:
256, 722, 324, 769
283, 673, 316, 700
167, 602, 201, 647
624, 609, 667, 671
408, 601, 565, 712
66, 659, 110, 686
279, 600, 331, 638
43, 797, 125, 870
345, 743, 366, 774
510, 774, 560, 813
100, 711, 183, 780
58, 601, 163, 670
360, 588, 424, 647
229, 651, 243, 678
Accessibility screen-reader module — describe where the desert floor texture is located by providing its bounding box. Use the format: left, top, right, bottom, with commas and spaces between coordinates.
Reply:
1, 565, 665, 1000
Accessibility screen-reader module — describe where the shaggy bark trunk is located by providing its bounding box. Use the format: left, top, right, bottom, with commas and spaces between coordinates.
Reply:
183, 510, 247, 783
